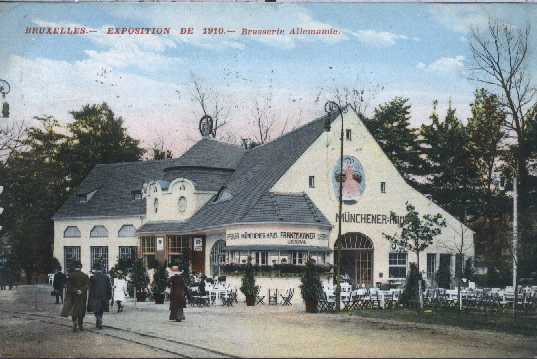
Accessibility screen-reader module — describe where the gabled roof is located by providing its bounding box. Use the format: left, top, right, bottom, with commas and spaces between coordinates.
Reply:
138, 112, 338, 233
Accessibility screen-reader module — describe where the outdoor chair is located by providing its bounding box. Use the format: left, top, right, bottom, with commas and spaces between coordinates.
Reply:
318, 292, 336, 313
210, 292, 217, 305
280, 288, 294, 306
222, 292, 234, 306
268, 289, 278, 305
255, 287, 265, 305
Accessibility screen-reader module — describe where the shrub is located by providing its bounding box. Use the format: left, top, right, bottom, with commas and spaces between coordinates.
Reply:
152, 262, 169, 296
400, 262, 420, 307
300, 257, 323, 312
240, 256, 259, 298
132, 258, 149, 296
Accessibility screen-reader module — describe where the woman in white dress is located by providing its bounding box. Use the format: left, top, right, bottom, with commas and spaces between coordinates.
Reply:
113, 271, 128, 313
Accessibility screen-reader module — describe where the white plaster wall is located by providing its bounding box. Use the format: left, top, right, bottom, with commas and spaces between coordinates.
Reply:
204, 231, 226, 277
53, 216, 142, 273
144, 178, 216, 222
271, 111, 475, 284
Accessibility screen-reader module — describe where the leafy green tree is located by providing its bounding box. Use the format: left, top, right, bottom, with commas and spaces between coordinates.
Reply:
1, 116, 69, 282
364, 97, 425, 189
63, 103, 145, 187
420, 100, 480, 219
240, 256, 259, 305
400, 263, 420, 308
383, 202, 446, 309
466, 89, 507, 216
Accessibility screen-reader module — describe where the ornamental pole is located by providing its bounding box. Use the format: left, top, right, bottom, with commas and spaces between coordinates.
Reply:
325, 101, 344, 312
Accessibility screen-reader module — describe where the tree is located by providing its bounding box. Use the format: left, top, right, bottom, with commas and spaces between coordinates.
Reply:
0, 120, 25, 166
466, 89, 507, 216
240, 256, 259, 306
469, 18, 536, 212
420, 100, 480, 218
364, 97, 425, 189
383, 202, 447, 309
63, 103, 145, 187
149, 137, 173, 160
190, 74, 229, 139
1, 116, 69, 282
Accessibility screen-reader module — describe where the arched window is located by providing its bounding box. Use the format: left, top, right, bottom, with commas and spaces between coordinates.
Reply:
118, 224, 136, 237
210, 240, 226, 277
90, 225, 109, 238
63, 226, 81, 238
336, 232, 373, 250
154, 198, 159, 214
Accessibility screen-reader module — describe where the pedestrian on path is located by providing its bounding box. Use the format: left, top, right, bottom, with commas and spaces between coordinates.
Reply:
66, 261, 89, 332
113, 270, 128, 313
0, 266, 7, 290
53, 267, 66, 304
88, 263, 112, 329
167, 266, 189, 322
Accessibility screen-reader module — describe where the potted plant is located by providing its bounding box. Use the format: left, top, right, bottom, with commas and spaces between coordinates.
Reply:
240, 256, 259, 306
300, 257, 323, 313
132, 258, 149, 302
152, 263, 168, 304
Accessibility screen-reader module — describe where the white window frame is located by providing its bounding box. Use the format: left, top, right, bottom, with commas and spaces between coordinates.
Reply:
389, 252, 407, 279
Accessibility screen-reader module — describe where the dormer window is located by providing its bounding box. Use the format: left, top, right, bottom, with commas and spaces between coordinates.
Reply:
131, 190, 142, 201
78, 190, 97, 203
213, 187, 233, 203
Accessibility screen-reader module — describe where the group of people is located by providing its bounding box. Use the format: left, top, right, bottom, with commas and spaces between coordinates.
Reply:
55, 262, 191, 330
57, 262, 129, 332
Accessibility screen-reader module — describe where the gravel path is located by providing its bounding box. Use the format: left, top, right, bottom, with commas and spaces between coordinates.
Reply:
1, 285, 536, 358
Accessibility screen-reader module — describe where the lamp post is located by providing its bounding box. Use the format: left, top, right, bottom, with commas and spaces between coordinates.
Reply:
0, 79, 10, 118
325, 100, 344, 312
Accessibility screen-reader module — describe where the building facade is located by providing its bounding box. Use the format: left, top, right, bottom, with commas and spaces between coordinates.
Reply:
53, 110, 474, 288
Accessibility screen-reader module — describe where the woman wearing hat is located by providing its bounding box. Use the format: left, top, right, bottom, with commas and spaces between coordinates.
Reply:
167, 266, 189, 322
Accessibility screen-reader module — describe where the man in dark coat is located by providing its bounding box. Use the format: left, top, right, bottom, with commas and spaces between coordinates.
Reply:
167, 266, 189, 322
67, 261, 89, 332
53, 267, 67, 304
88, 263, 112, 329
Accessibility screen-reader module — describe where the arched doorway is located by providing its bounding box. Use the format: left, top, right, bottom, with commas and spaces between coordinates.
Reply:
210, 240, 226, 277
335, 233, 374, 287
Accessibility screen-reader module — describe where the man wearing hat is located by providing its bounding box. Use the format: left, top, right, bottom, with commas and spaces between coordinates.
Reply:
88, 260, 112, 329
167, 266, 189, 322
66, 261, 89, 332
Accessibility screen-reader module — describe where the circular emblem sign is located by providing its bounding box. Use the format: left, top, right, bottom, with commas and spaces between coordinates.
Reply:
332, 155, 366, 204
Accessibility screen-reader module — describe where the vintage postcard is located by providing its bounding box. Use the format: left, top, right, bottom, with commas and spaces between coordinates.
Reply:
0, 1, 536, 358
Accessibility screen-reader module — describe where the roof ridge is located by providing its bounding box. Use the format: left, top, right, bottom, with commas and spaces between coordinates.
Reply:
245, 111, 337, 153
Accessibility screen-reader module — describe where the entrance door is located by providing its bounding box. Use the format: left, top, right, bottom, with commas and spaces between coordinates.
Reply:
355, 250, 373, 287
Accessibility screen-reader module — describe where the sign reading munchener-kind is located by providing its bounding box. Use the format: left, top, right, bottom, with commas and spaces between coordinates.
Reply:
336, 212, 406, 225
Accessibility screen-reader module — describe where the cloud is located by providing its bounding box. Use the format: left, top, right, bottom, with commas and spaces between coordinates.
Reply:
429, 6, 490, 33
348, 29, 417, 47
416, 56, 465, 75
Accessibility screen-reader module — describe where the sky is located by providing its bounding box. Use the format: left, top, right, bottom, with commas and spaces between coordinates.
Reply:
0, 2, 536, 155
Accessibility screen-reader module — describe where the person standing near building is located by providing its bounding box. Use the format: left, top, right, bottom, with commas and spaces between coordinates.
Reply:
0, 265, 6, 290
113, 270, 128, 313
88, 263, 112, 329
53, 267, 66, 304
67, 261, 89, 332
167, 266, 189, 322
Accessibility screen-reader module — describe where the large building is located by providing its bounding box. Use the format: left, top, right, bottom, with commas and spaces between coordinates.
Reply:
53, 110, 474, 289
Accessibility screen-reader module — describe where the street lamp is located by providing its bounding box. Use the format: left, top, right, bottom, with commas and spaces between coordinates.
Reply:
0, 79, 10, 118
325, 100, 344, 312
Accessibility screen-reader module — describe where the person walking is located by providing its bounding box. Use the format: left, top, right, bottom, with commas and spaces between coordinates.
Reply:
88, 263, 112, 329
167, 266, 189, 322
0, 266, 6, 290
53, 267, 67, 304
67, 261, 89, 332
112, 271, 128, 313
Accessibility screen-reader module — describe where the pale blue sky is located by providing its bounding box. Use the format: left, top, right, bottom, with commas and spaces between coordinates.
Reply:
1, 3, 535, 154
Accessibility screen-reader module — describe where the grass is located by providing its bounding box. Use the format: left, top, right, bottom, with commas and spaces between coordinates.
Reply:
351, 308, 537, 336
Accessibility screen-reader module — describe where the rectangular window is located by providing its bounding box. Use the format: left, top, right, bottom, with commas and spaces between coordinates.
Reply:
389, 252, 407, 278
345, 129, 352, 141
64, 246, 81, 271
118, 246, 137, 261
380, 182, 386, 193
308, 176, 315, 188
90, 246, 108, 272
291, 251, 304, 265
254, 251, 268, 266
427, 253, 437, 280
131, 190, 142, 201
140, 236, 156, 268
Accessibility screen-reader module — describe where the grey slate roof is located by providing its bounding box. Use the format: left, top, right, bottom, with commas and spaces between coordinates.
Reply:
56, 113, 338, 230
54, 139, 244, 219
138, 112, 338, 234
